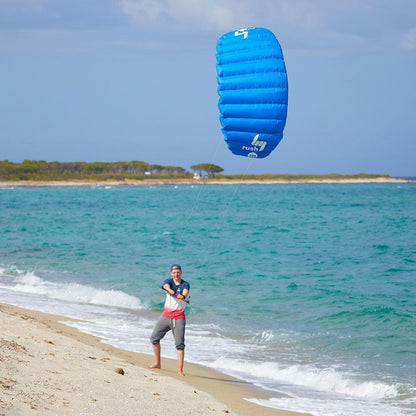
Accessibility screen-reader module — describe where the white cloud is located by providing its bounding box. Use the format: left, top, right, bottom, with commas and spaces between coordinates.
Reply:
119, 0, 167, 22
119, 0, 252, 31
2, 0, 416, 53
118, 0, 372, 34
118, 0, 416, 53
400, 28, 416, 51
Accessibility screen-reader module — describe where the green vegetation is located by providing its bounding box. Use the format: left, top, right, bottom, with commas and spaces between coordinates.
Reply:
0, 160, 190, 181
0, 160, 392, 182
220, 173, 391, 181
190, 163, 224, 177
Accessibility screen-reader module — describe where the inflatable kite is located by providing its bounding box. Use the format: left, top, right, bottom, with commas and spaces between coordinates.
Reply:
216, 28, 288, 158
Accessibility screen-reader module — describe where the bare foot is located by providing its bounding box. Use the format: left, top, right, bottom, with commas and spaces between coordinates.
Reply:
149, 363, 161, 369
177, 371, 185, 376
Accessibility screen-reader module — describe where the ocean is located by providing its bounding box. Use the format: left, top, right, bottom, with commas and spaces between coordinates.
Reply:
0, 183, 415, 416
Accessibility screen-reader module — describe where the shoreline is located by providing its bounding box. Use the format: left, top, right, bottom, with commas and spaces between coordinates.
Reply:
0, 177, 412, 187
0, 302, 309, 416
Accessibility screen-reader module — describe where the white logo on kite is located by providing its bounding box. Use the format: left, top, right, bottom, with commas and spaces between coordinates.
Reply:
234, 28, 249, 39
252, 134, 267, 151
242, 135, 267, 156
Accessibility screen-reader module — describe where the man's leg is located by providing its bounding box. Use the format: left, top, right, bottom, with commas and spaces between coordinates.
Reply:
177, 349, 185, 375
150, 343, 161, 369
172, 319, 186, 375
149, 316, 171, 369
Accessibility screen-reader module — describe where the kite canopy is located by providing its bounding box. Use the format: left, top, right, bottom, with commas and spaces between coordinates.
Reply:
216, 27, 288, 158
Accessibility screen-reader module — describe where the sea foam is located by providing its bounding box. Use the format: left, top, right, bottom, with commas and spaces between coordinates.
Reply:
247, 396, 409, 416
210, 357, 401, 400
0, 268, 142, 311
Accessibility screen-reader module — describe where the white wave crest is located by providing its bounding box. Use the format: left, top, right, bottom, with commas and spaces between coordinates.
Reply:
212, 358, 401, 401
248, 396, 408, 416
1, 269, 142, 310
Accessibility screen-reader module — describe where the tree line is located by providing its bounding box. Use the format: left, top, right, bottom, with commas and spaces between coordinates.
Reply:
0, 160, 224, 181
0, 160, 391, 182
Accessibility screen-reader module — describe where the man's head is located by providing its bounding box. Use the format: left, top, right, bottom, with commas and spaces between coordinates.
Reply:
170, 264, 182, 279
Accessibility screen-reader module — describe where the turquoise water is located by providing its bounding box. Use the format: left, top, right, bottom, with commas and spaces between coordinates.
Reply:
1, 184, 415, 415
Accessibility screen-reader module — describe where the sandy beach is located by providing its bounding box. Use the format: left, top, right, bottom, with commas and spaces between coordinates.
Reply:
0, 302, 309, 416
0, 176, 412, 188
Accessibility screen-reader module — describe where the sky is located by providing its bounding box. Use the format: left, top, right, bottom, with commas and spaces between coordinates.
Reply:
1, 0, 415, 176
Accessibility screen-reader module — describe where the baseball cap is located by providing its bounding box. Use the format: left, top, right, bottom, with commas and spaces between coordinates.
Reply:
170, 264, 182, 271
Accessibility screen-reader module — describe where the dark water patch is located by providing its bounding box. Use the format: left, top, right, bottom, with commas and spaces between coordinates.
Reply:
373, 244, 390, 251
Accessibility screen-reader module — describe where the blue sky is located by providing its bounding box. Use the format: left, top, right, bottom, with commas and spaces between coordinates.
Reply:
1, 0, 415, 175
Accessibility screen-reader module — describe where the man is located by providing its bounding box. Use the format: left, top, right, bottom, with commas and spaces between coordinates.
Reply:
149, 264, 190, 375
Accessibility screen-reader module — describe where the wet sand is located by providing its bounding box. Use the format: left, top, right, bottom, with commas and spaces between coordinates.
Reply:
0, 302, 309, 416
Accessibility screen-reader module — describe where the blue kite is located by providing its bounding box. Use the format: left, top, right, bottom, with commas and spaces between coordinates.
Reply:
216, 27, 288, 158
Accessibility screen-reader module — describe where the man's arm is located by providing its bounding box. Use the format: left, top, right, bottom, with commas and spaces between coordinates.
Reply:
163, 283, 175, 295
177, 288, 189, 300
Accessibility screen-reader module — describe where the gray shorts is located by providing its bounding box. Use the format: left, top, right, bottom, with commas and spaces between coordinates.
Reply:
150, 316, 186, 350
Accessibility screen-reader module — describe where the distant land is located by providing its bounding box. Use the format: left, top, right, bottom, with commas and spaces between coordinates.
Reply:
0, 160, 412, 185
